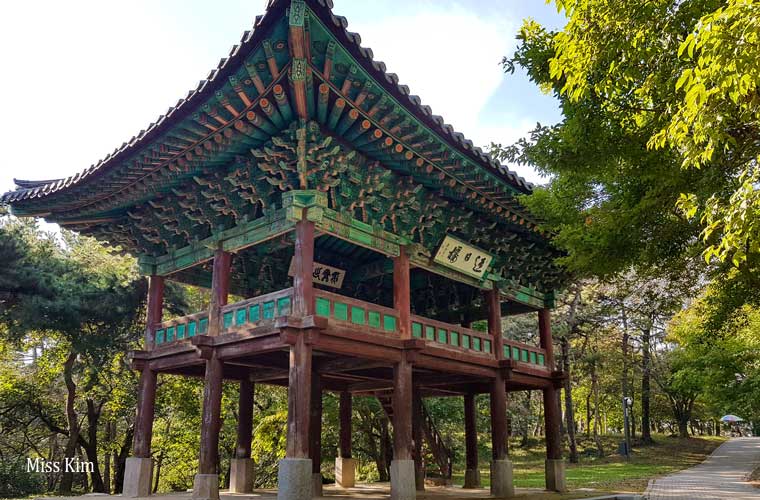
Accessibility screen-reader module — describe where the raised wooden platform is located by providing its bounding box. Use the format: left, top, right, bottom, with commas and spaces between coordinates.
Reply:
130, 288, 559, 397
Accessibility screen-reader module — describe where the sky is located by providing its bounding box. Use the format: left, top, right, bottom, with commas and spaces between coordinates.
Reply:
0, 0, 565, 199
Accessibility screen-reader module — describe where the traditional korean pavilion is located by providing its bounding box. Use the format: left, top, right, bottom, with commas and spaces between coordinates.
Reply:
2, 1, 567, 499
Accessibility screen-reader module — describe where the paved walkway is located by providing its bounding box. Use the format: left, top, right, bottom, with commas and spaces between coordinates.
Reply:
645, 437, 760, 499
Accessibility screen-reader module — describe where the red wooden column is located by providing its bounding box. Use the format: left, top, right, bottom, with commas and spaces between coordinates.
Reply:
462, 393, 481, 489
230, 379, 255, 493
540, 308, 566, 491
335, 391, 356, 488
486, 285, 514, 497
538, 309, 555, 368
486, 286, 505, 361
278, 214, 315, 500
392, 355, 415, 500
124, 275, 164, 498
293, 212, 315, 317
412, 393, 425, 492
309, 373, 323, 496
391, 244, 415, 499
145, 275, 165, 349
393, 246, 411, 338
194, 249, 231, 500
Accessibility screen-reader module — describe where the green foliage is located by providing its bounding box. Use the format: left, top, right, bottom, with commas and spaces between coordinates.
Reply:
505, 0, 760, 271
0, 459, 46, 498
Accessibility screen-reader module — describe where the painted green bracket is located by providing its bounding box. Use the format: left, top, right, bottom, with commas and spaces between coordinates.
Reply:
499, 279, 551, 310
316, 206, 402, 257
139, 208, 294, 276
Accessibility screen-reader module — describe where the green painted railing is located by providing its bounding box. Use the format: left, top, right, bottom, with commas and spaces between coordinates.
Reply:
411, 315, 493, 355
503, 340, 546, 367
154, 311, 209, 346
315, 289, 399, 335
220, 288, 294, 333
411, 315, 547, 367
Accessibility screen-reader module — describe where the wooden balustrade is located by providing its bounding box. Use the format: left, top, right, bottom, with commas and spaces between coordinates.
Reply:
220, 288, 294, 334
411, 314, 548, 367
151, 287, 547, 369
314, 289, 399, 335
411, 315, 493, 355
503, 339, 547, 367
154, 311, 210, 346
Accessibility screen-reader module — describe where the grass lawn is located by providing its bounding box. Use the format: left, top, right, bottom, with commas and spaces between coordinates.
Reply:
451, 433, 726, 494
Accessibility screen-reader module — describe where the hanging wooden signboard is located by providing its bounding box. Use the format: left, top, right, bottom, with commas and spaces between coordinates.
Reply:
433, 234, 493, 280
288, 258, 346, 289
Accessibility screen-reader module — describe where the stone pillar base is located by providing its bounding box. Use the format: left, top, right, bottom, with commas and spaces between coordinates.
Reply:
277, 458, 312, 500
463, 468, 481, 489
545, 458, 567, 492
335, 457, 356, 488
192, 474, 219, 500
123, 457, 152, 498
490, 460, 515, 498
390, 459, 416, 500
230, 458, 255, 493
312, 473, 323, 497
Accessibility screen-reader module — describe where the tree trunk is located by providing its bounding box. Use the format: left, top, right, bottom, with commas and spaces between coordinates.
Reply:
83, 399, 105, 492
560, 337, 579, 463
585, 393, 592, 438
113, 426, 134, 494
621, 307, 632, 442
521, 392, 531, 447
591, 362, 604, 457
59, 352, 79, 495
378, 415, 391, 482
104, 421, 112, 494
641, 327, 653, 444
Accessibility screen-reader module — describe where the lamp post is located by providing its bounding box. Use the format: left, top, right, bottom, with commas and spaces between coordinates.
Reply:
622, 397, 633, 459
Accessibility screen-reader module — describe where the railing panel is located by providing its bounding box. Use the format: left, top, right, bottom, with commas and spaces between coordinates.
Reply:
411, 315, 493, 356
315, 289, 400, 336
154, 311, 209, 347
220, 288, 294, 334
411, 314, 549, 368
504, 340, 547, 367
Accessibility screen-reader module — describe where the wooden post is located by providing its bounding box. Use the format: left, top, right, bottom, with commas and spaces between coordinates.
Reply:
336, 391, 356, 488
339, 392, 352, 459
309, 373, 323, 495
199, 355, 224, 475
485, 286, 504, 360
538, 308, 554, 368
540, 308, 566, 491
487, 285, 514, 497
490, 377, 508, 461
286, 334, 312, 459
463, 393, 481, 488
145, 275, 165, 348
230, 379, 255, 493
208, 249, 232, 336
393, 358, 414, 461
194, 249, 231, 499
236, 379, 254, 459
391, 355, 415, 500
544, 387, 562, 460
133, 368, 157, 458
394, 247, 411, 338
412, 393, 425, 491
293, 212, 315, 317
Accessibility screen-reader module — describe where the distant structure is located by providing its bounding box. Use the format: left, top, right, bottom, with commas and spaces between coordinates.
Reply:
2, 1, 566, 499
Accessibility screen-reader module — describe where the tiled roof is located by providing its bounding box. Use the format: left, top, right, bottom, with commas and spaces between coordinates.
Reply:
2, 0, 532, 207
